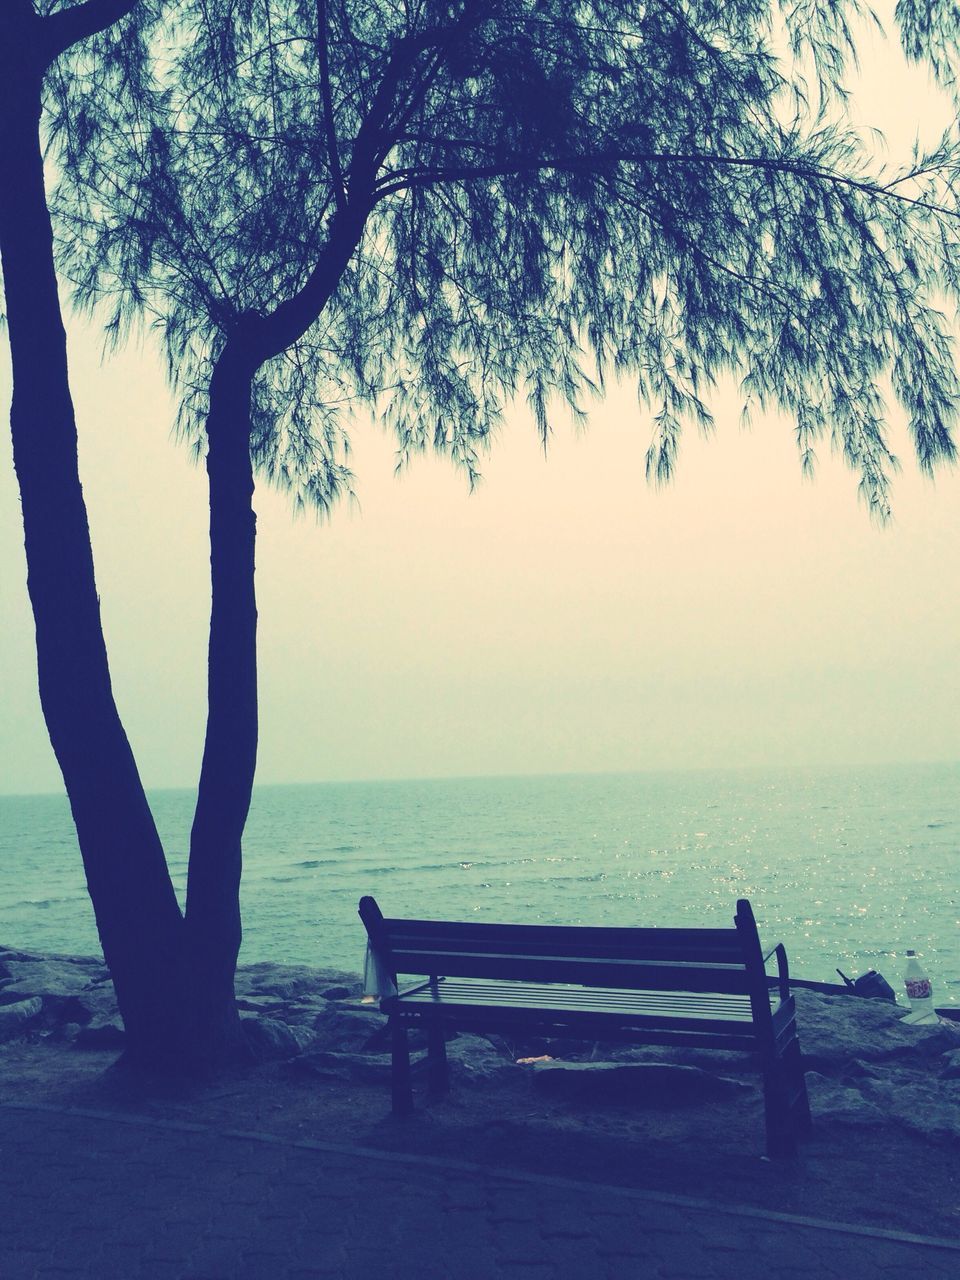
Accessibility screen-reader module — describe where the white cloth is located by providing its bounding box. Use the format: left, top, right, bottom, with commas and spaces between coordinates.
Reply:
362, 940, 398, 999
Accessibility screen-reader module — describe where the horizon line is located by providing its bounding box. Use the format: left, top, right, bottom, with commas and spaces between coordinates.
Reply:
2, 755, 958, 802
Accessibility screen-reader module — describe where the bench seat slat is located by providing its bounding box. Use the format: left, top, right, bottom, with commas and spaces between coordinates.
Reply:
391, 979, 769, 1030
397, 977, 773, 1013
395, 980, 759, 1012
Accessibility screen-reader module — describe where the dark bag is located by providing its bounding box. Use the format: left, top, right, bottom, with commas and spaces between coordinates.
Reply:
836, 968, 896, 1002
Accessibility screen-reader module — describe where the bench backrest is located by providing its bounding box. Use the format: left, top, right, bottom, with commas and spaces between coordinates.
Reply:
359, 896, 769, 999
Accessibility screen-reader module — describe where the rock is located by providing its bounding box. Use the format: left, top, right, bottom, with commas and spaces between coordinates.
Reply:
292, 1035, 512, 1089
608, 1044, 756, 1074
0, 947, 105, 970
241, 1015, 315, 1061
272, 1002, 328, 1029
59, 984, 119, 1026
860, 1076, 960, 1140
838, 1058, 884, 1083
318, 985, 353, 1002
74, 1019, 126, 1050
0, 958, 103, 1001
0, 996, 43, 1043
444, 1035, 517, 1086
939, 1049, 960, 1080
531, 1060, 754, 1106
311, 1005, 390, 1053
289, 1049, 427, 1085
498, 1034, 553, 1059
793, 989, 960, 1069
804, 1072, 886, 1127
236, 996, 289, 1015
235, 963, 362, 1003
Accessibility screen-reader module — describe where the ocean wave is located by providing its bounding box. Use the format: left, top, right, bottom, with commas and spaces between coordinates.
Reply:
2, 896, 81, 909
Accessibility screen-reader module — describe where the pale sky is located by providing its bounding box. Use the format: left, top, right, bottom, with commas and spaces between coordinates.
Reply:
2, 11, 959, 795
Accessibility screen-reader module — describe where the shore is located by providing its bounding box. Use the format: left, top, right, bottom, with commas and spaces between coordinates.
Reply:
3, 944, 960, 1242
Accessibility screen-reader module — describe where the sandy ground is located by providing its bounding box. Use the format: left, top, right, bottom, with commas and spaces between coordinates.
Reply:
3, 1035, 958, 1241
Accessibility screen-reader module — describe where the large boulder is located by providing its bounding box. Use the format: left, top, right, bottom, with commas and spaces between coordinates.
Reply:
311, 1004, 391, 1053
793, 989, 960, 1068
74, 1018, 126, 1050
235, 963, 362, 1003
0, 957, 104, 1001
860, 1076, 960, 1140
235, 995, 290, 1016
0, 946, 105, 970
445, 1034, 517, 1086
0, 996, 43, 1043
60, 983, 119, 1026
804, 1072, 887, 1128
790, 993, 960, 1141
241, 1015, 316, 1061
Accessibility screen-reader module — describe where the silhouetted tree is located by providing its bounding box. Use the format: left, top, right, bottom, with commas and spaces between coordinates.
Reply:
6, 0, 960, 1069
0, 1, 192, 1067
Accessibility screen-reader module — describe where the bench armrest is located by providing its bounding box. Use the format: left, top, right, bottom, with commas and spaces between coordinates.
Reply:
763, 941, 790, 1003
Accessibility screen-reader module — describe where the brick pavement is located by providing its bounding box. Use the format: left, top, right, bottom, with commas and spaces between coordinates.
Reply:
1, 1101, 957, 1279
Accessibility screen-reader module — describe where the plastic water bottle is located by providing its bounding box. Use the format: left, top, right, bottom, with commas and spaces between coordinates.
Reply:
903, 950, 934, 1016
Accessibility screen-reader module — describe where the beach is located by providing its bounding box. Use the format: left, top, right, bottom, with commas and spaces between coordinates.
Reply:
3, 945, 960, 1276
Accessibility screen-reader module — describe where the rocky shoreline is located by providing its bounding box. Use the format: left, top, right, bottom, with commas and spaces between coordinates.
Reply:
3, 943, 960, 1141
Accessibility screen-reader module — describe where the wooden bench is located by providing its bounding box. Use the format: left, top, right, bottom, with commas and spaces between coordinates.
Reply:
358, 895, 812, 1156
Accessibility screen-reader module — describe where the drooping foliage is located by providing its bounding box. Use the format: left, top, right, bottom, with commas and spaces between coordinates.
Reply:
47, 0, 960, 521
897, 0, 960, 84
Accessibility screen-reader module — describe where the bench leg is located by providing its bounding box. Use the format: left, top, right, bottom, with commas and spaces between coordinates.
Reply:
762, 1063, 797, 1158
391, 1017, 414, 1116
763, 1022, 814, 1157
785, 1037, 813, 1136
427, 1023, 449, 1097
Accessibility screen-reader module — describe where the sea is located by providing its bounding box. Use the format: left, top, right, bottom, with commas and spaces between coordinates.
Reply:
1, 763, 958, 1004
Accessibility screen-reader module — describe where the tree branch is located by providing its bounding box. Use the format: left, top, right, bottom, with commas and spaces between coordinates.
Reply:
373, 148, 960, 220
41, 0, 139, 65
244, 15, 473, 363
316, 0, 346, 212
246, 202, 367, 364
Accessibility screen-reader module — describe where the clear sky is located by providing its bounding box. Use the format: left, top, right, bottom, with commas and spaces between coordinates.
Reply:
2, 10, 959, 795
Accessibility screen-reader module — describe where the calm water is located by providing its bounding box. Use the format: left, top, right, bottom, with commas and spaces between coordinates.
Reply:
1, 764, 958, 1002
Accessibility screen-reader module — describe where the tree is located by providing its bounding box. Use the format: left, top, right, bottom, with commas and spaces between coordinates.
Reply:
0, 0, 193, 1067
6, 0, 960, 1069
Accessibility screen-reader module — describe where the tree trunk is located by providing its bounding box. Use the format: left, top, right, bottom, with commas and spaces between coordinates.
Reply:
0, 9, 187, 1069
183, 337, 261, 1065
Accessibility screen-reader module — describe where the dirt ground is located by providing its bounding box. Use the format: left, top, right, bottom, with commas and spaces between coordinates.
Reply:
3, 1035, 958, 1241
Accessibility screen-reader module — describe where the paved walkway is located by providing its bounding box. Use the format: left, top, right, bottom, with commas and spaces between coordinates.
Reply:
1, 1101, 957, 1279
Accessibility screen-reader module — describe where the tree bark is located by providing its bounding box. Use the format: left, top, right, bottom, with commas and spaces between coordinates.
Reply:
183, 337, 261, 1064
0, 4, 186, 1069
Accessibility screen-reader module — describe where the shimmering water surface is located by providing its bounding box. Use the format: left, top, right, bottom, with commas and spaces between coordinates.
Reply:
1, 764, 958, 1001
